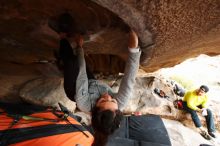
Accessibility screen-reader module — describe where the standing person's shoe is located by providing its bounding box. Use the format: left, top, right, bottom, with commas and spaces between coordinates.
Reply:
200, 130, 212, 140
208, 132, 216, 138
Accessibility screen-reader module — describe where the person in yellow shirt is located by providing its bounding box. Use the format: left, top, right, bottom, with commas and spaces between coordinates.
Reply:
183, 85, 216, 139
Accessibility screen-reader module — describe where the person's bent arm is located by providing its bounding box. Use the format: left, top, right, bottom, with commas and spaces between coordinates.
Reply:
187, 97, 200, 111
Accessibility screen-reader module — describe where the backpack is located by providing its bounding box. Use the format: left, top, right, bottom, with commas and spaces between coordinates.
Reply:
173, 99, 184, 110
0, 102, 93, 146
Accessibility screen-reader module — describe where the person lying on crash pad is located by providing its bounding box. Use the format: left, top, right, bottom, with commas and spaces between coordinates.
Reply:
58, 26, 141, 146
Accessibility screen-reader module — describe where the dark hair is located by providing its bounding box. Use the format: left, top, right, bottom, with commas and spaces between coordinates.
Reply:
200, 85, 209, 93
91, 107, 123, 146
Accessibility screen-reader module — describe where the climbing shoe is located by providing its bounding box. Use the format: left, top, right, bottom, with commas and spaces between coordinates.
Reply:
200, 131, 211, 140
208, 132, 216, 138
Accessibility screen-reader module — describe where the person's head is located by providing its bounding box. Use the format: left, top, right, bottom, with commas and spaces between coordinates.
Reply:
91, 93, 123, 146
197, 85, 209, 96
95, 93, 118, 111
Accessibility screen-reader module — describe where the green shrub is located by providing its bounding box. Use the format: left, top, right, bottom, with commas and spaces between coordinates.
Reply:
170, 75, 195, 90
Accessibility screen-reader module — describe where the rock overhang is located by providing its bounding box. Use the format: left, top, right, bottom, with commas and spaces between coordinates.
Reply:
0, 0, 220, 73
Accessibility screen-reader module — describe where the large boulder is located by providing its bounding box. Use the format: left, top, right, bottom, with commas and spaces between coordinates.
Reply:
123, 75, 178, 116
163, 119, 219, 146
0, 0, 220, 73
19, 77, 76, 112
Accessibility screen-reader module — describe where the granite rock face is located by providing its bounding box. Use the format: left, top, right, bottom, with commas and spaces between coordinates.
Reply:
163, 119, 218, 146
0, 0, 220, 73
19, 77, 76, 112
0, 0, 219, 126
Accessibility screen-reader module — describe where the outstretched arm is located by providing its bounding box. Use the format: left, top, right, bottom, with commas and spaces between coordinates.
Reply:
74, 35, 91, 112
115, 30, 141, 110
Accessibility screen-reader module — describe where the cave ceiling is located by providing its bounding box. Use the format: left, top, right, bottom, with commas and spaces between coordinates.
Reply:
0, 0, 220, 73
